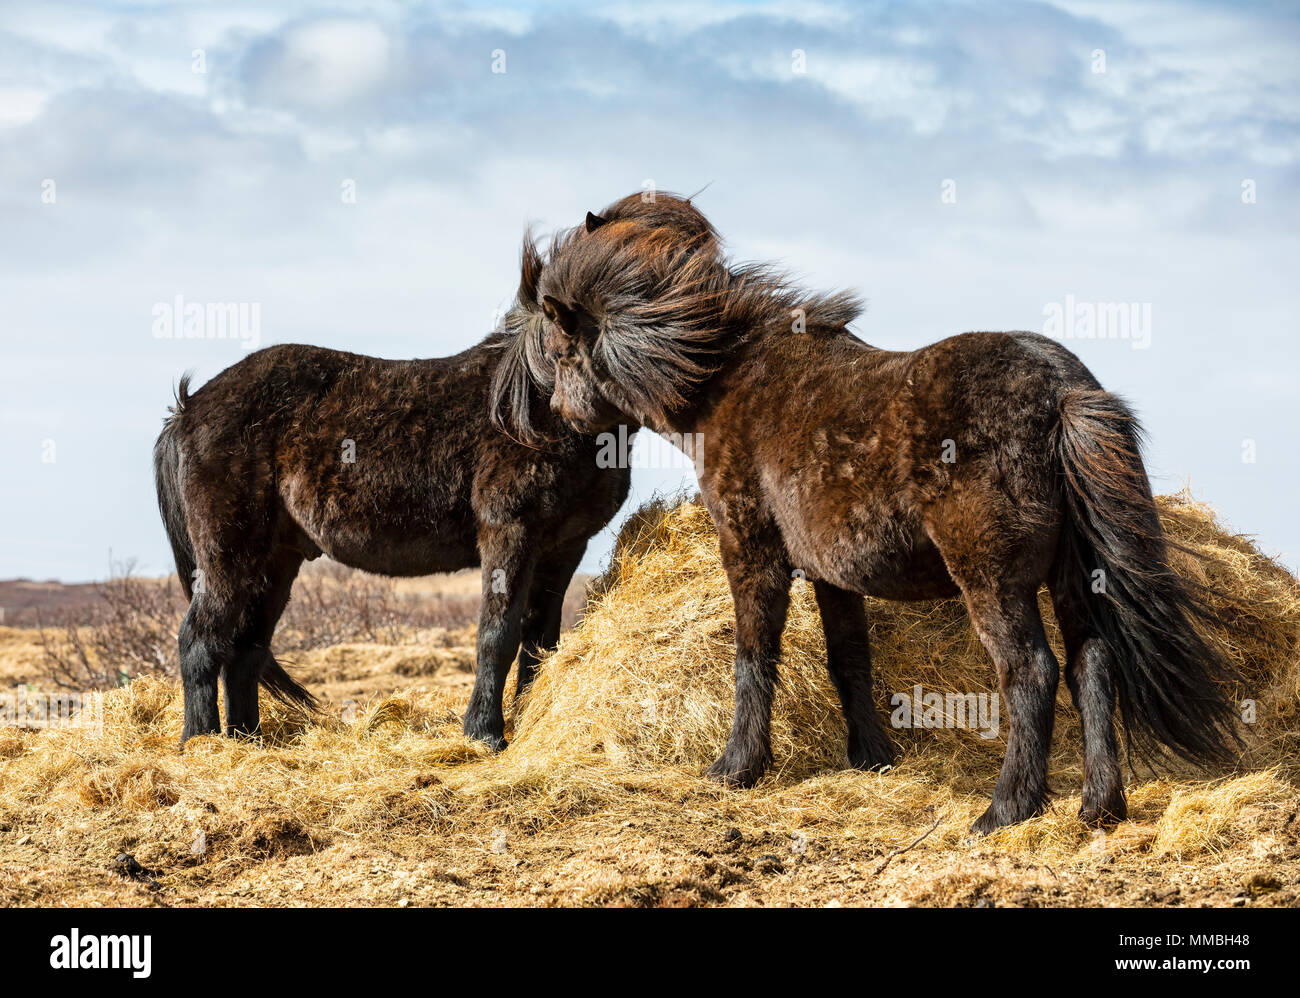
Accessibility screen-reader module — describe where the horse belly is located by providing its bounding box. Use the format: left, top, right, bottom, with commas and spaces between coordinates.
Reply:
855, 540, 958, 600
285, 474, 480, 577
322, 521, 479, 577
780, 506, 958, 601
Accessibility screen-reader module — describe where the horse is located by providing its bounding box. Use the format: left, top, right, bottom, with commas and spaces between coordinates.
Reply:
506, 194, 1245, 833
153, 193, 719, 749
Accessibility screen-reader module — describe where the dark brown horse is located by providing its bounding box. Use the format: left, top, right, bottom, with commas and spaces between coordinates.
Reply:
507, 194, 1244, 834
154, 194, 718, 749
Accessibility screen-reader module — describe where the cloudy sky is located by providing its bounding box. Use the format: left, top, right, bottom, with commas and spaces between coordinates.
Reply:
1, 0, 1297, 584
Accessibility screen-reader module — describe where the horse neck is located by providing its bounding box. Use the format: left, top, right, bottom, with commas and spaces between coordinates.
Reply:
619, 283, 814, 438
648, 320, 866, 441
634, 334, 759, 441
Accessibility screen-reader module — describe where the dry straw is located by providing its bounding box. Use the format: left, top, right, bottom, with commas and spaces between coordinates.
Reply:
1, 491, 1297, 902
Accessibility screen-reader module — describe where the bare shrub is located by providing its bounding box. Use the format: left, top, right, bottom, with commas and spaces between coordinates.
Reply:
277, 562, 482, 651
279, 563, 405, 650
36, 560, 484, 689
37, 561, 186, 689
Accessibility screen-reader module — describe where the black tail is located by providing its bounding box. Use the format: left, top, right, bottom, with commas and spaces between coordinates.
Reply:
153, 375, 317, 713
154, 375, 197, 600
257, 652, 319, 713
1053, 388, 1243, 768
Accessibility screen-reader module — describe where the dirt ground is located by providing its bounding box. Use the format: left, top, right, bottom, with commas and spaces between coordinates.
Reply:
1, 627, 1297, 908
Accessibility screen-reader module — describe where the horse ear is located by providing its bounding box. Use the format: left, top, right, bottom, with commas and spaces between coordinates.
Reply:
585, 211, 608, 233
542, 295, 579, 336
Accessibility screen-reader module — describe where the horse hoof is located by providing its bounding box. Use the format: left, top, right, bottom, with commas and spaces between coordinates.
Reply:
463, 723, 507, 753
705, 755, 765, 788
848, 739, 895, 772
970, 803, 1021, 836
970, 798, 1043, 836
1078, 799, 1126, 827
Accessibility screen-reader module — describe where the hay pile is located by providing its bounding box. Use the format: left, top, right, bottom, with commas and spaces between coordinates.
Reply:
2, 492, 1298, 905
513, 493, 1300, 780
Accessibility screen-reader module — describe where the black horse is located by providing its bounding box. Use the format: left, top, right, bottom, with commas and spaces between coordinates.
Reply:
154, 194, 719, 748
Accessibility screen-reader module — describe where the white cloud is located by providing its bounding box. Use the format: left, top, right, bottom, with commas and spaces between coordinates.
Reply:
0, 86, 48, 126
243, 18, 397, 106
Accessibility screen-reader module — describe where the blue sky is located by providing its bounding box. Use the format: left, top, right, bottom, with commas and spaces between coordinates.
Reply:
0, 0, 1297, 582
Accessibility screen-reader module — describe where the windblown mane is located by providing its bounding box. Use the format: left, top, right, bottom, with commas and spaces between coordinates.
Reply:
487, 232, 556, 446
489, 192, 723, 444
534, 216, 862, 428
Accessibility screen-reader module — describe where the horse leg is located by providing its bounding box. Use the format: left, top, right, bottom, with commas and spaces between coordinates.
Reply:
515, 540, 586, 698
181, 573, 254, 742
812, 580, 895, 770
222, 546, 303, 737
221, 645, 261, 738
463, 524, 537, 750
958, 586, 1060, 834
1050, 583, 1125, 825
705, 538, 791, 788
177, 456, 285, 745
179, 599, 224, 742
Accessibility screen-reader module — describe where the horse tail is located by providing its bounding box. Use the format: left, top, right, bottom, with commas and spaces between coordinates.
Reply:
258, 652, 319, 713
1053, 388, 1243, 767
154, 374, 197, 600
154, 374, 318, 713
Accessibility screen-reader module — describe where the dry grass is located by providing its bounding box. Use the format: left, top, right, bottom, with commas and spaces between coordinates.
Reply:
1, 492, 1298, 907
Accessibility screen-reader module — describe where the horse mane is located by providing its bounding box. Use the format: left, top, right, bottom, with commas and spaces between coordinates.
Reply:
489, 192, 724, 444
534, 216, 862, 427
487, 232, 556, 446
